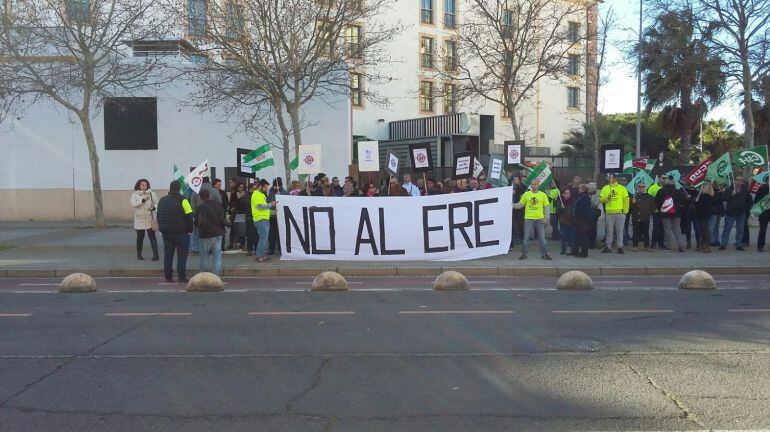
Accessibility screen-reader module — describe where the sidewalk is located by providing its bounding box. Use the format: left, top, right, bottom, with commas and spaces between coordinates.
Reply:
0, 222, 765, 278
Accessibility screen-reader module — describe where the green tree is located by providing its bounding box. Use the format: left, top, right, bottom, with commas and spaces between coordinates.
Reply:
700, 119, 743, 156
560, 115, 633, 168
639, 8, 725, 163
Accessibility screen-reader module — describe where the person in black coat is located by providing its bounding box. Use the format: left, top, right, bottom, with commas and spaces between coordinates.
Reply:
719, 176, 753, 251
756, 178, 770, 252
572, 184, 592, 258
694, 181, 715, 252
156, 181, 194, 282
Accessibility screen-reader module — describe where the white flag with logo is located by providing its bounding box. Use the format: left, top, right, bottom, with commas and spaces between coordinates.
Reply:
184, 159, 210, 194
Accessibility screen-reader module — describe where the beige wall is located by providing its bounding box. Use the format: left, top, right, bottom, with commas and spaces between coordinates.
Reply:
1, 189, 169, 222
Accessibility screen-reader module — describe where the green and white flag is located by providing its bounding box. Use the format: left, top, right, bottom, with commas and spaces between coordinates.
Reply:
172, 164, 189, 194
622, 152, 635, 175
627, 169, 655, 195
288, 156, 299, 171
523, 161, 552, 189
243, 144, 275, 173
731, 145, 768, 167
706, 153, 733, 187
751, 195, 770, 216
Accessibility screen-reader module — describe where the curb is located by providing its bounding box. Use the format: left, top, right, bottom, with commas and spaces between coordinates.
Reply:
0, 266, 763, 278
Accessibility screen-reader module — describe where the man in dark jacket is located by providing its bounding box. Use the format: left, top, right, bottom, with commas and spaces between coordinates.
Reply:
157, 181, 194, 282
630, 182, 655, 251
719, 176, 753, 251
754, 177, 769, 252
195, 188, 226, 276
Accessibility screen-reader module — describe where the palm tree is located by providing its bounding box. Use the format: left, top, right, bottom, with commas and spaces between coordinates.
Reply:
749, 75, 770, 146
639, 8, 725, 163
560, 116, 633, 167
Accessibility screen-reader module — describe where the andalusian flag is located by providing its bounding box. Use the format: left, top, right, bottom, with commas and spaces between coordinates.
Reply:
243, 144, 275, 173
172, 164, 189, 194
288, 156, 299, 171
622, 153, 635, 175
633, 158, 656, 172
523, 161, 552, 189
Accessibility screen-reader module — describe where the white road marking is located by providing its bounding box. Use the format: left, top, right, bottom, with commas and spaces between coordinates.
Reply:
18, 283, 59, 286
553, 309, 675, 314
399, 310, 514, 315
0, 313, 32, 317
248, 311, 356, 316
105, 312, 192, 317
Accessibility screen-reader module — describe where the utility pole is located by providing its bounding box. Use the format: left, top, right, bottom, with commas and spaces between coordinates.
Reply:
635, 0, 642, 158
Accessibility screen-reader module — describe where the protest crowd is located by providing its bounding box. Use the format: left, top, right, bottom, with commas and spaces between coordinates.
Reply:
130, 152, 770, 281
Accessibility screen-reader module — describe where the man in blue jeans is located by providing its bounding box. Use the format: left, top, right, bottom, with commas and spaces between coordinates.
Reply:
720, 176, 753, 251
195, 188, 226, 275
156, 181, 194, 283
251, 179, 277, 262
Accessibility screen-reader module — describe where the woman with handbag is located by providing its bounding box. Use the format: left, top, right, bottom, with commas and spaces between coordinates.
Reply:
130, 179, 160, 261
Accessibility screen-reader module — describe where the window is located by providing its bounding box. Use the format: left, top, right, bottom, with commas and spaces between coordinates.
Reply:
567, 54, 579, 76
444, 40, 456, 71
345, 25, 362, 59
420, 0, 433, 24
444, 0, 456, 28
66, 0, 89, 22
567, 86, 580, 109
104, 98, 158, 150
443, 83, 457, 114
420, 80, 434, 112
188, 0, 206, 36
420, 36, 434, 68
503, 50, 513, 76
568, 21, 580, 43
191, 53, 207, 64
350, 72, 363, 106
316, 20, 334, 55
224, 2, 243, 40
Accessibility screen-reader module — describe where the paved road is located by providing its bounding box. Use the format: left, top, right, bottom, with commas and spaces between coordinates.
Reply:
0, 277, 768, 431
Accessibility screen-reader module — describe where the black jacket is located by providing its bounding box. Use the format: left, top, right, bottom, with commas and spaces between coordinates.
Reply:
157, 192, 193, 234
195, 200, 226, 239
722, 185, 753, 217
694, 193, 714, 221
655, 185, 686, 218
630, 192, 656, 222
573, 193, 592, 225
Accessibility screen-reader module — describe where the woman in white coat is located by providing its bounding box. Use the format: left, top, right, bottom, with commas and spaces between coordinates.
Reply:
130, 179, 159, 260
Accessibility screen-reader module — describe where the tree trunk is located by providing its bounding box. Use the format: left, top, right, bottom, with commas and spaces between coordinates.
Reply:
680, 90, 693, 164
288, 104, 303, 169
741, 60, 755, 149
509, 106, 521, 140
78, 113, 106, 229
273, 104, 293, 182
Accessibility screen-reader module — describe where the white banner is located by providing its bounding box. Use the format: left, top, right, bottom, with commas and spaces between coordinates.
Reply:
298, 145, 321, 174
358, 141, 380, 172
184, 159, 209, 194
277, 187, 513, 261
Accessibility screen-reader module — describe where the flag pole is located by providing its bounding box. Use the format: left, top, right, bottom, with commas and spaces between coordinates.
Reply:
422, 172, 427, 196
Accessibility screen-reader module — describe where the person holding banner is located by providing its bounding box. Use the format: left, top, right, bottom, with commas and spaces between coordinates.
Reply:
512, 180, 552, 260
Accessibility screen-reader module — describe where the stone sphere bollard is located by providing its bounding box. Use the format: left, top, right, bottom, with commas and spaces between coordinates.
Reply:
59, 273, 97, 293
678, 270, 716, 290
556, 271, 594, 290
311, 272, 348, 291
186, 272, 225, 292
433, 271, 469, 291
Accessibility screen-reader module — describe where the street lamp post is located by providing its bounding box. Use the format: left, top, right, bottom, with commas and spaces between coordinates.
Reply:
635, 0, 642, 159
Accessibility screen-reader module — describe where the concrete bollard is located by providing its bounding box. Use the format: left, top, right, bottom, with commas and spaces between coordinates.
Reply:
59, 273, 97, 293
186, 272, 225, 292
678, 270, 717, 290
311, 272, 348, 291
433, 271, 469, 291
556, 271, 594, 291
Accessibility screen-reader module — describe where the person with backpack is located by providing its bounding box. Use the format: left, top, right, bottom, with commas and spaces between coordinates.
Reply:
655, 175, 686, 252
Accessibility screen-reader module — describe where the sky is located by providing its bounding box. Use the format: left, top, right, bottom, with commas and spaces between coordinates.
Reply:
597, 0, 744, 133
